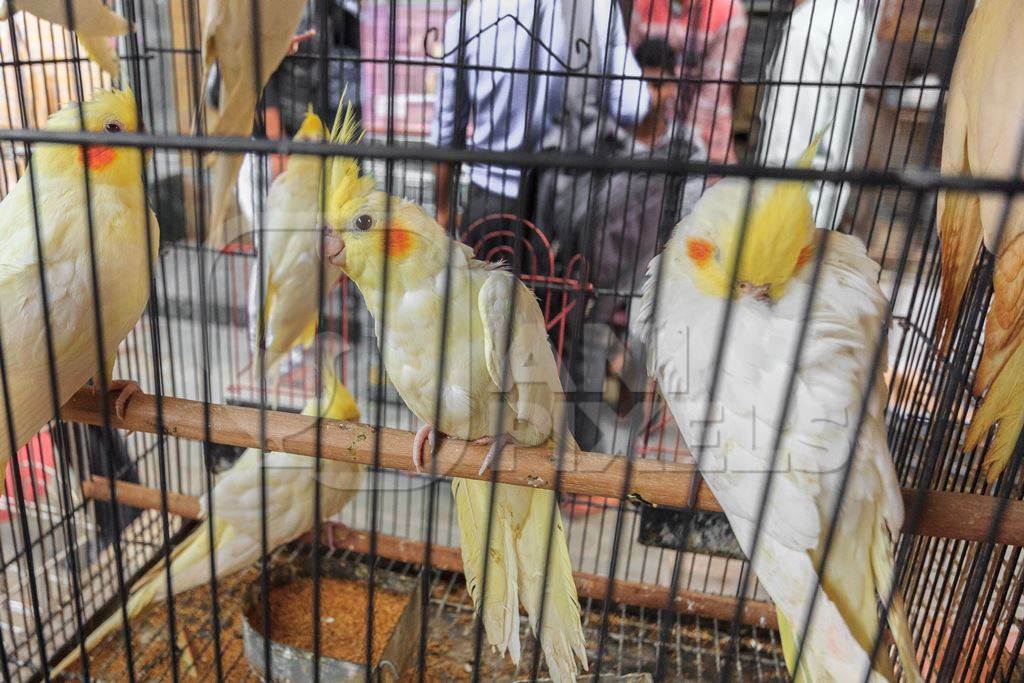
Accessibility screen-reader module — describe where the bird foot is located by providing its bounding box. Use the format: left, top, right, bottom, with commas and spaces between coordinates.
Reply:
476, 434, 513, 475
412, 424, 442, 473
108, 379, 142, 420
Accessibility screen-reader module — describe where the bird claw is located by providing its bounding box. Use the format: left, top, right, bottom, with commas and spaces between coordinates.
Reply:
108, 379, 142, 420
412, 424, 440, 473
478, 434, 511, 476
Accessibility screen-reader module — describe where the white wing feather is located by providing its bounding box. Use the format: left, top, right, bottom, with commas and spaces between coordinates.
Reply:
476, 269, 571, 449
643, 229, 912, 680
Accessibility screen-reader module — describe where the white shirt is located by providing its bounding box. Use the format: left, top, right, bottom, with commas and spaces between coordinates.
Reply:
758, 0, 873, 230
430, 0, 650, 198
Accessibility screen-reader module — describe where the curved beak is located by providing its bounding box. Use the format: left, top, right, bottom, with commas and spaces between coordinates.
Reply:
320, 226, 345, 268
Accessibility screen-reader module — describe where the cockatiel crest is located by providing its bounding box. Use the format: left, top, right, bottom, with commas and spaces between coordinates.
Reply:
674, 130, 823, 303
325, 96, 374, 219
322, 98, 474, 285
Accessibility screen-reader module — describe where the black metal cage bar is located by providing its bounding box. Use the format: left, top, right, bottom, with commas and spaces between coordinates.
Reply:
0, 0, 1020, 681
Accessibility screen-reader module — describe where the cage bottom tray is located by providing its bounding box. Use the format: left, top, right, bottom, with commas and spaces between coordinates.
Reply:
62, 546, 785, 682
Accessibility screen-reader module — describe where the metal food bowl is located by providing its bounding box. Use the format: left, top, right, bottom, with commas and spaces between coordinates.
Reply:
241, 553, 421, 682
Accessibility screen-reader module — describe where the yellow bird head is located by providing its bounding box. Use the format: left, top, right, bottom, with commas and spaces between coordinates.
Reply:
294, 107, 327, 142
282, 107, 328, 178
37, 88, 145, 185
675, 131, 825, 303
320, 96, 454, 289
302, 361, 360, 422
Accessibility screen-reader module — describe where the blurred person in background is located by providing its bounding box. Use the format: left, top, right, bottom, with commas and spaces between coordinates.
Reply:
757, 0, 874, 230
630, 0, 748, 165
558, 38, 707, 449
431, 0, 650, 233
584, 38, 706, 333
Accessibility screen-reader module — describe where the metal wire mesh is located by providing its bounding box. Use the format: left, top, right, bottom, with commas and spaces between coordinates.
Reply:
0, 0, 1019, 681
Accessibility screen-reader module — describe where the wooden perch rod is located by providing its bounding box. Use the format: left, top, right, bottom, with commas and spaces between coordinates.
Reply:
62, 389, 1024, 546
79, 476, 778, 629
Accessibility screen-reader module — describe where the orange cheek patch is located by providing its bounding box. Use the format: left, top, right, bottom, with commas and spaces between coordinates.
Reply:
796, 244, 814, 269
686, 237, 714, 266
79, 145, 116, 170
385, 227, 415, 259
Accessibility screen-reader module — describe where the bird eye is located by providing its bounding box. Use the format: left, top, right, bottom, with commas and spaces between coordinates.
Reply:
104, 121, 122, 134
354, 214, 374, 231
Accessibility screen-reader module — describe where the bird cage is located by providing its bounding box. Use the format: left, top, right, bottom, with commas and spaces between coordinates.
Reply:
0, 0, 1021, 681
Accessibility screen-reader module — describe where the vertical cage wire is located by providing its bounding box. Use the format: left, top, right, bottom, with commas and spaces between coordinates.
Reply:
0, 0, 1018, 681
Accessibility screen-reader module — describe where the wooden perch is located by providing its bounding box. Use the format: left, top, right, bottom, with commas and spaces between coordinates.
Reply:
79, 476, 778, 629
62, 389, 1024, 546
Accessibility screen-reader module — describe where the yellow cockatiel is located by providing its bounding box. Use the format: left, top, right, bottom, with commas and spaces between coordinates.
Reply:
0, 89, 156, 494
200, 0, 307, 246
639, 141, 921, 681
320, 120, 587, 680
1, 0, 129, 79
247, 108, 352, 382
936, 0, 1024, 482
54, 366, 364, 675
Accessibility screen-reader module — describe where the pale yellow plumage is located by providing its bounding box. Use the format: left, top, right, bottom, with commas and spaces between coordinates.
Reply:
0, 89, 156, 494
1, 0, 129, 78
248, 110, 342, 381
199, 0, 307, 246
640, 135, 920, 681
323, 101, 586, 680
936, 0, 1024, 482
53, 367, 363, 676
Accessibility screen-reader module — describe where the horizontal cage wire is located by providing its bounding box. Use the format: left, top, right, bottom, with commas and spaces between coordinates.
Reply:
0, 0, 1020, 681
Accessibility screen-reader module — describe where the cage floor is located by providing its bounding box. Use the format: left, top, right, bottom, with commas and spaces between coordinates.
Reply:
61, 546, 785, 682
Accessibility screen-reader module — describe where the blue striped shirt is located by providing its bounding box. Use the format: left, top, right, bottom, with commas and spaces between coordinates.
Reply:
430, 0, 650, 198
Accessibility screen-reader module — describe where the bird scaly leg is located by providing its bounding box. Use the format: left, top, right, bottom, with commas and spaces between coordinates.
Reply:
412, 424, 442, 473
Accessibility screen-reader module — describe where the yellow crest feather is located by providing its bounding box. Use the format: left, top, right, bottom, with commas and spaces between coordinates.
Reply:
736, 128, 828, 297
325, 88, 372, 228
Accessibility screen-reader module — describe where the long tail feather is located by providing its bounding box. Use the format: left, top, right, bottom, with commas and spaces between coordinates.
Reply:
871, 522, 922, 682
515, 490, 587, 681
935, 190, 984, 351
453, 477, 586, 681
453, 478, 522, 662
776, 608, 813, 683
887, 594, 922, 683
965, 366, 1024, 483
